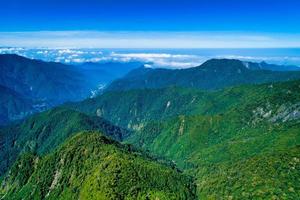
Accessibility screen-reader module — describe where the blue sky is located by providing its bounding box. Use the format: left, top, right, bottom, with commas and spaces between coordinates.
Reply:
0, 0, 300, 48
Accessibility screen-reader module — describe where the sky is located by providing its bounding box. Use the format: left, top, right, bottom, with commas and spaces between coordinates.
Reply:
0, 0, 300, 48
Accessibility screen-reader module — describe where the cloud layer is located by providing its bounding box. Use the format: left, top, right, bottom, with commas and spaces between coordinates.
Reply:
1, 31, 300, 48
1, 47, 300, 68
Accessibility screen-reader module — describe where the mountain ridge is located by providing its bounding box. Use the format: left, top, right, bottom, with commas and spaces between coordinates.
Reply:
0, 54, 142, 125
0, 132, 196, 199
105, 58, 300, 92
0, 107, 129, 176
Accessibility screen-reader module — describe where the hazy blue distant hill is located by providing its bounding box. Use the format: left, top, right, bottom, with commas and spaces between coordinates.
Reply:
244, 60, 300, 71
106, 59, 300, 92
76, 61, 143, 85
0, 54, 142, 101
0, 54, 93, 104
0, 84, 34, 125
0, 54, 141, 124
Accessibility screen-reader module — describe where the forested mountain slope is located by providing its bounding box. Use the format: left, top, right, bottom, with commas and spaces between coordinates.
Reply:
68, 79, 300, 198
0, 132, 196, 200
0, 107, 129, 176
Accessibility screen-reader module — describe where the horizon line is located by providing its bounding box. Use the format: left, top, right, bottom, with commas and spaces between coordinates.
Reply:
1, 31, 300, 48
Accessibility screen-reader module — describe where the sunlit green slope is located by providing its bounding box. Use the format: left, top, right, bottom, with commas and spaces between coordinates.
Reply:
69, 79, 300, 199
0, 107, 129, 176
0, 132, 196, 200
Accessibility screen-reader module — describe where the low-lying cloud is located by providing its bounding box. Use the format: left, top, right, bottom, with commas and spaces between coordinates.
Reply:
1, 47, 300, 68
1, 31, 300, 48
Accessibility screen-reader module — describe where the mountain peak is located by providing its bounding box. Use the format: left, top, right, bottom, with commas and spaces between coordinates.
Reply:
106, 58, 300, 92
199, 58, 247, 72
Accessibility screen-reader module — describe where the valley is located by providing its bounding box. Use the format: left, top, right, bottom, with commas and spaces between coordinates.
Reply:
0, 55, 299, 199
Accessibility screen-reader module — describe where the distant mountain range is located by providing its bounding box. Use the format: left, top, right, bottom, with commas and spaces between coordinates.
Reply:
0, 54, 142, 125
77, 61, 142, 85
106, 59, 300, 91
1, 54, 300, 126
244, 60, 300, 71
0, 54, 92, 103
0, 85, 34, 125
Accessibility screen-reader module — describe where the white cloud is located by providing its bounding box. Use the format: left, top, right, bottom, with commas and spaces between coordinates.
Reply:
218, 55, 300, 64
108, 52, 205, 68
1, 47, 300, 69
1, 31, 300, 48
144, 64, 153, 68
111, 53, 198, 59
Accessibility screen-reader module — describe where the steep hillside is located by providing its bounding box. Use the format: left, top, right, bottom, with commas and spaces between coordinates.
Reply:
125, 80, 300, 198
69, 79, 300, 131
0, 132, 196, 200
106, 59, 300, 92
0, 107, 129, 176
67, 87, 210, 129
126, 80, 300, 163
69, 79, 300, 198
195, 147, 300, 199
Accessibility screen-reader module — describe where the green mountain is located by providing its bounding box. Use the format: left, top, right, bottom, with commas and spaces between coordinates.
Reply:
0, 107, 129, 176
2, 56, 300, 199
106, 59, 300, 92
69, 79, 300, 198
0, 132, 196, 200
127, 94, 300, 198
66, 87, 209, 130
